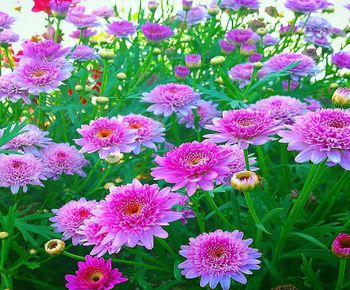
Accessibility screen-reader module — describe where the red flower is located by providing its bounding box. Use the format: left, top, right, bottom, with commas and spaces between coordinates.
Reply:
32, 0, 51, 14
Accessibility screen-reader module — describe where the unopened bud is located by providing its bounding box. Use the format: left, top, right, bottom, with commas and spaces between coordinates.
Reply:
44, 239, 65, 256
215, 77, 224, 84
106, 153, 123, 164
231, 171, 260, 192
332, 88, 350, 107
104, 182, 115, 190
330, 82, 339, 89
210, 56, 225, 65
253, 61, 263, 68
116, 72, 127, 80
85, 84, 95, 92
29, 248, 37, 255
75, 84, 83, 92
153, 47, 161, 55
256, 27, 267, 36
208, 5, 219, 16
99, 49, 114, 59
148, 0, 159, 12
323, 7, 335, 13
0, 232, 9, 239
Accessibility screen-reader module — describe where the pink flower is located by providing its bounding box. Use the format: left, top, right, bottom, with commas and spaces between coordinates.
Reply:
0, 12, 15, 30
228, 63, 255, 88
89, 179, 182, 253
92, 6, 114, 18
0, 73, 30, 104
205, 109, 280, 149
226, 29, 254, 45
332, 233, 350, 258
141, 23, 173, 42
332, 52, 350, 69
50, 198, 97, 245
279, 109, 350, 170
285, 0, 332, 13
179, 230, 261, 290
65, 255, 127, 290
75, 117, 136, 159
106, 20, 136, 38
21, 40, 69, 61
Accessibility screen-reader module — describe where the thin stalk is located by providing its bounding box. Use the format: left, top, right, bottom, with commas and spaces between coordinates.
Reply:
190, 195, 205, 233
76, 159, 102, 192
38, 93, 46, 128
204, 191, 232, 230
171, 113, 180, 145
54, 18, 62, 43
335, 259, 347, 290
244, 191, 262, 247
244, 149, 251, 171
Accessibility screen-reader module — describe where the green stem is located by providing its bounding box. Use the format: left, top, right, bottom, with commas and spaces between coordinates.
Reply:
204, 191, 232, 230
335, 259, 347, 290
171, 113, 180, 146
4, 47, 13, 71
244, 149, 251, 171
86, 165, 113, 197
38, 93, 46, 128
76, 159, 102, 192
256, 146, 268, 178
54, 18, 62, 43
244, 191, 262, 247
190, 195, 205, 233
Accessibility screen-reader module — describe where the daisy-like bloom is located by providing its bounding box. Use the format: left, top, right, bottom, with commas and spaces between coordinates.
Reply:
204, 109, 279, 149
92, 6, 115, 18
21, 40, 69, 61
263, 34, 279, 46
13, 59, 72, 95
142, 83, 199, 117
106, 20, 136, 38
226, 29, 254, 45
177, 6, 209, 27
0, 12, 15, 30
75, 117, 136, 159
218, 39, 235, 55
0, 73, 30, 104
332, 88, 350, 107
179, 230, 261, 290
249, 95, 306, 125
66, 12, 98, 28
0, 30, 19, 44
258, 52, 317, 81
141, 23, 173, 42
90, 179, 182, 253
41, 143, 89, 180
49, 0, 72, 18
332, 233, 350, 258
332, 52, 350, 70
221, 0, 260, 10
304, 16, 332, 48
0, 124, 51, 155
279, 109, 350, 170
228, 63, 255, 88
50, 198, 97, 245
185, 54, 202, 69
65, 256, 127, 290
174, 65, 190, 79
123, 114, 165, 154
178, 100, 220, 129
151, 141, 239, 196
0, 154, 46, 194
285, 0, 332, 13
69, 45, 98, 61
70, 28, 97, 39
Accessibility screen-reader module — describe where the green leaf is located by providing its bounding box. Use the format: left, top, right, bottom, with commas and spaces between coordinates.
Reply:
301, 254, 324, 290
173, 260, 183, 281
290, 232, 328, 250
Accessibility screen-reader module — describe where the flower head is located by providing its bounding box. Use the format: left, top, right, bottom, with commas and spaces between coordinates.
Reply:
174, 65, 190, 79
185, 54, 202, 68
69, 45, 98, 61
231, 171, 260, 192
50, 198, 97, 245
141, 23, 173, 42
0, 73, 30, 104
106, 20, 136, 38
228, 63, 255, 88
179, 230, 261, 290
0, 30, 19, 44
332, 88, 350, 107
50, 0, 71, 18
304, 16, 332, 48
221, 0, 260, 10
227, 29, 254, 45
285, 0, 332, 13
142, 83, 199, 117
0, 154, 46, 194
177, 6, 209, 27
332, 233, 350, 258
75, 117, 136, 159
332, 52, 350, 69
70, 28, 97, 39
22, 40, 69, 61
66, 12, 98, 28
65, 256, 127, 290
219, 39, 235, 54
279, 109, 350, 170
45, 239, 65, 255
263, 34, 279, 46
92, 6, 114, 18
0, 12, 15, 30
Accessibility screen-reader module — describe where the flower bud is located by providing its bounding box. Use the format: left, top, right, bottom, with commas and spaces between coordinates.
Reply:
256, 27, 267, 36
75, 84, 83, 92
332, 88, 350, 107
253, 61, 263, 68
29, 248, 38, 255
343, 71, 350, 79
215, 77, 224, 84
210, 56, 225, 65
85, 84, 95, 92
116, 72, 127, 80
106, 153, 123, 164
44, 239, 65, 256
174, 65, 190, 80
332, 233, 350, 258
323, 7, 335, 13
95, 96, 109, 104
0, 232, 9, 239
182, 35, 192, 42
329, 82, 339, 89
99, 48, 114, 59
148, 1, 159, 12
104, 182, 115, 190
344, 26, 350, 34
208, 5, 219, 16
296, 28, 304, 35
185, 54, 201, 69
153, 47, 162, 55
182, 0, 193, 11
230, 171, 260, 192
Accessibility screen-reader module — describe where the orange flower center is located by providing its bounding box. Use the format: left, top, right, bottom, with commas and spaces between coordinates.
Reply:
129, 123, 142, 129
96, 129, 113, 139
32, 69, 47, 78
90, 272, 103, 283
125, 202, 143, 215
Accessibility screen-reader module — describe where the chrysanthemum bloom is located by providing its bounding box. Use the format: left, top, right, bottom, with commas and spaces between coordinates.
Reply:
141, 23, 173, 42
0, 154, 46, 194
177, 6, 209, 27
123, 114, 165, 154
22, 40, 69, 61
218, 39, 235, 55
50, 198, 97, 245
92, 6, 115, 18
332, 52, 350, 69
279, 109, 350, 169
41, 143, 88, 180
0, 73, 30, 104
249, 53, 263, 63
205, 109, 279, 149
66, 13, 98, 28
75, 117, 136, 159
240, 43, 256, 56
14, 60, 72, 95
0, 12, 15, 30
178, 100, 220, 129
151, 141, 240, 195
0, 124, 51, 155
174, 65, 190, 79
90, 179, 182, 253
221, 0, 260, 10
228, 63, 255, 88
185, 54, 202, 68
226, 29, 254, 45
258, 52, 317, 81
332, 233, 350, 258
263, 34, 279, 46
285, 0, 332, 13
65, 256, 127, 290
332, 88, 350, 107
179, 230, 261, 289
250, 95, 306, 125
70, 28, 97, 39
69, 45, 98, 61
106, 20, 136, 38
304, 16, 332, 48
142, 83, 199, 117
49, 0, 71, 18
304, 97, 322, 111
0, 30, 19, 44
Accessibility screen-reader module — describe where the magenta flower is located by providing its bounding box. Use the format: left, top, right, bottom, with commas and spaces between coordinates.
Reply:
41, 143, 88, 180
0, 12, 15, 30
123, 114, 165, 154
226, 29, 254, 45
142, 83, 199, 117
218, 39, 235, 54
304, 97, 322, 111
250, 95, 306, 125
174, 65, 190, 79
285, 0, 332, 13
75, 117, 136, 159
240, 43, 256, 56
332, 52, 350, 69
332, 233, 350, 258
185, 54, 202, 68
69, 45, 98, 61
228, 63, 255, 88
177, 6, 209, 27
0, 124, 51, 155
66, 13, 98, 28
0, 30, 19, 44
151, 141, 240, 196
14, 60, 72, 95
179, 230, 261, 290
0, 73, 30, 104
263, 34, 279, 46
279, 109, 350, 170
50, 198, 97, 245
90, 179, 182, 253
106, 20, 136, 38
65, 255, 127, 290
0, 154, 46, 194
92, 6, 115, 18
258, 52, 317, 81
141, 23, 173, 42
22, 40, 69, 61
221, 0, 260, 10
50, 0, 71, 18
204, 109, 280, 149
249, 53, 263, 63
70, 29, 97, 39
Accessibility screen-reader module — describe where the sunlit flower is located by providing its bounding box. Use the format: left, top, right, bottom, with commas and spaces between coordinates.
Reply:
304, 16, 332, 48
285, 0, 332, 13
174, 65, 190, 79
0, 30, 19, 44
22, 40, 69, 61
332, 51, 350, 69
106, 20, 136, 38
141, 23, 173, 42
177, 6, 209, 27
92, 6, 115, 18
221, 0, 260, 10
227, 29, 254, 45
218, 39, 235, 54
185, 54, 202, 68
69, 45, 98, 61
0, 73, 30, 104
228, 63, 255, 88
0, 12, 15, 30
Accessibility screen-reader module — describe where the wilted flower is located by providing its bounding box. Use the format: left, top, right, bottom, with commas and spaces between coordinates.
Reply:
141, 23, 173, 42
0, 12, 15, 30
227, 28, 254, 45
0, 30, 19, 44
179, 230, 261, 289
221, 0, 260, 10
44, 239, 65, 255
332, 233, 350, 258
185, 54, 202, 68
0, 73, 30, 104
231, 171, 260, 192
177, 6, 209, 27
332, 88, 350, 107
332, 52, 350, 69
218, 39, 235, 54
22, 40, 69, 61
106, 20, 136, 38
228, 63, 255, 88
174, 65, 190, 79
285, 0, 332, 13
69, 45, 98, 61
